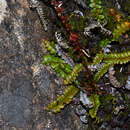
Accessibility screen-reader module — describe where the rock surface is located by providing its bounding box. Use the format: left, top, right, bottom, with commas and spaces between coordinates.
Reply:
0, 0, 86, 129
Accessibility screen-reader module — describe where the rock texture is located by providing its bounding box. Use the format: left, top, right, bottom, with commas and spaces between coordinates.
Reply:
0, 0, 86, 129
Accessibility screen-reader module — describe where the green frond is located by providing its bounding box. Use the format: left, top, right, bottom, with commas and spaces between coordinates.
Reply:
64, 63, 83, 85
43, 40, 56, 54
46, 85, 79, 113
89, 0, 105, 23
94, 51, 130, 82
89, 94, 100, 118
104, 51, 130, 64
93, 51, 104, 65
113, 22, 130, 40
94, 63, 113, 82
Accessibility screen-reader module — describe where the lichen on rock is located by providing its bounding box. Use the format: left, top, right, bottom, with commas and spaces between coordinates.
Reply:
0, 0, 8, 24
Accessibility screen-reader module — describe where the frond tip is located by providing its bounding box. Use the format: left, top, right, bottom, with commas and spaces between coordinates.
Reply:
46, 85, 79, 113
43, 40, 56, 54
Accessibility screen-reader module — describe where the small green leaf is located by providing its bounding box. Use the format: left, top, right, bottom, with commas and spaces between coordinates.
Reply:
99, 15, 104, 19
89, 3, 95, 8
96, 4, 102, 9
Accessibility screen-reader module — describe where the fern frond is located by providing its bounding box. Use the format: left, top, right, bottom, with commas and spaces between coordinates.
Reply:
104, 51, 130, 64
113, 21, 130, 40
64, 63, 83, 85
89, 0, 105, 23
43, 40, 56, 54
94, 63, 113, 82
46, 85, 79, 113
93, 51, 104, 65
94, 51, 130, 82
89, 94, 100, 118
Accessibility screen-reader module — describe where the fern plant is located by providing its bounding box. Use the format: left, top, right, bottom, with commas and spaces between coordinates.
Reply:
32, 0, 130, 127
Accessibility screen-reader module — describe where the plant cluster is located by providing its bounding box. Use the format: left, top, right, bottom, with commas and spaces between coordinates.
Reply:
31, 0, 130, 128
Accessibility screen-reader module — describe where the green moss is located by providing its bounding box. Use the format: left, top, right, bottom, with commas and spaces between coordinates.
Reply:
67, 14, 86, 32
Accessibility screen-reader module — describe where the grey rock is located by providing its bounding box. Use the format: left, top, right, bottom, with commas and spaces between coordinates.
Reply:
0, 91, 31, 127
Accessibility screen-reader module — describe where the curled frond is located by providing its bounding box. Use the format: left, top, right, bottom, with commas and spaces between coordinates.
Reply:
30, 0, 48, 31
46, 85, 79, 113
64, 63, 83, 85
55, 32, 69, 49
56, 44, 75, 67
